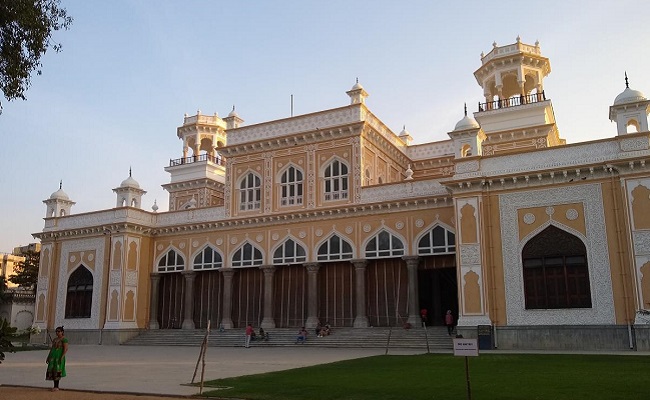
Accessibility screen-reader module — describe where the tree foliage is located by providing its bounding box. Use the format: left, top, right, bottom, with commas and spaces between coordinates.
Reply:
9, 250, 40, 290
0, 317, 17, 363
0, 0, 72, 113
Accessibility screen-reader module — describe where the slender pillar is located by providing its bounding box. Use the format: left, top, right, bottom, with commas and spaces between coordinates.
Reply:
220, 269, 235, 329
149, 273, 161, 330
181, 271, 196, 329
351, 259, 369, 327
304, 263, 320, 328
403, 256, 420, 326
260, 265, 276, 329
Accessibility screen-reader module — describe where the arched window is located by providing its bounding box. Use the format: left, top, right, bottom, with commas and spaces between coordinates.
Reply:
232, 242, 263, 267
365, 230, 404, 258
193, 247, 222, 270
522, 225, 592, 309
317, 234, 353, 261
273, 238, 307, 264
280, 166, 303, 206
65, 266, 93, 318
324, 159, 348, 201
157, 249, 185, 272
418, 226, 456, 255
239, 172, 261, 211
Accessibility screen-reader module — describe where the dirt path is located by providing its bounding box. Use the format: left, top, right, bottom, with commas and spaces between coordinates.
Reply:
0, 386, 198, 399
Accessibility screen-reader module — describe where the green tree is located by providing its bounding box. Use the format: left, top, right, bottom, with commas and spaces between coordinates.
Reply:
9, 250, 40, 290
0, 0, 72, 113
0, 317, 17, 363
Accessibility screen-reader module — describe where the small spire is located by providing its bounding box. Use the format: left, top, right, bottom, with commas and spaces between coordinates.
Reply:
59, 180, 62, 190
129, 167, 132, 177
464, 103, 468, 116
625, 71, 629, 89
403, 124, 406, 130
356, 77, 359, 84
232, 105, 235, 112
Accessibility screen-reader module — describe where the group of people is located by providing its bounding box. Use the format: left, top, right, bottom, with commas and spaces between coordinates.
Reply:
245, 324, 270, 347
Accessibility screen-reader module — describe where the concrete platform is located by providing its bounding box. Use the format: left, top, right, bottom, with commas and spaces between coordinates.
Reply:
0, 345, 425, 396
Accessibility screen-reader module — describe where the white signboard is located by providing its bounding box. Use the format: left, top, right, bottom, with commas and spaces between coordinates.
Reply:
453, 338, 479, 357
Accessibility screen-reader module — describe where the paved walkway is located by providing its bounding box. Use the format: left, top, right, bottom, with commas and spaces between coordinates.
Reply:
0, 345, 424, 396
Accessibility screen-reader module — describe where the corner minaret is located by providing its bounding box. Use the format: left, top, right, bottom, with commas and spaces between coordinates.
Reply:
609, 73, 650, 135
113, 169, 147, 208
473, 37, 565, 155
43, 181, 75, 217
448, 104, 485, 158
346, 79, 369, 105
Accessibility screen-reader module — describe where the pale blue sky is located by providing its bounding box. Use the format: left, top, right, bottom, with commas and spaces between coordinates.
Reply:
1, 0, 649, 252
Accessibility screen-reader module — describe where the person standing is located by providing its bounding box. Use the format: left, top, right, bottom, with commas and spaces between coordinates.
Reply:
46, 326, 68, 391
245, 324, 254, 348
445, 310, 455, 336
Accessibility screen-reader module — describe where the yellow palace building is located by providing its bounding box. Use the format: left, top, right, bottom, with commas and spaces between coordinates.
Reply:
33, 39, 650, 350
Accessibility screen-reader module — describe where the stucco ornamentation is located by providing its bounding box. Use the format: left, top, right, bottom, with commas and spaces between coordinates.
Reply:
633, 231, 650, 255
415, 219, 425, 228
620, 137, 649, 152
499, 184, 615, 325
566, 208, 579, 221
455, 160, 480, 174
125, 271, 138, 286
55, 238, 105, 330
110, 271, 121, 286
460, 244, 481, 265
395, 221, 404, 230
523, 213, 535, 225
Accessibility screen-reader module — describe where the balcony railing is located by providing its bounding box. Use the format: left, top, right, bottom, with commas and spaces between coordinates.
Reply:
169, 153, 225, 167
478, 91, 546, 112
2, 291, 36, 303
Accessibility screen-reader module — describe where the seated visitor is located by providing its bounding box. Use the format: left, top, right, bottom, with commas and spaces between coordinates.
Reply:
295, 327, 308, 344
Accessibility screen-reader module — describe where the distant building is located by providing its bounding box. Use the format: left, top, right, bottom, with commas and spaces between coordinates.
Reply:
1, 252, 35, 330
13, 243, 41, 255
32, 39, 650, 350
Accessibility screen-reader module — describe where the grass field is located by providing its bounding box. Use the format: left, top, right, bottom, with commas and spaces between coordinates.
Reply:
200, 353, 650, 400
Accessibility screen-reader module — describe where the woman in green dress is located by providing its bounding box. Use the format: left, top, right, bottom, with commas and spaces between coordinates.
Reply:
45, 326, 68, 391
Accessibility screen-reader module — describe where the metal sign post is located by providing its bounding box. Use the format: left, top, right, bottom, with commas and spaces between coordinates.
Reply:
453, 338, 479, 400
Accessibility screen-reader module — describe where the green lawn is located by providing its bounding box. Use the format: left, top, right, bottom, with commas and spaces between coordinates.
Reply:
200, 353, 650, 400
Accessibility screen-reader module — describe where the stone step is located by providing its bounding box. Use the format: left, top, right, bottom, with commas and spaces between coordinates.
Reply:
124, 327, 454, 349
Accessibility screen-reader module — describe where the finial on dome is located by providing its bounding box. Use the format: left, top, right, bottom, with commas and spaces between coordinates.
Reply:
464, 103, 467, 117
516, 35, 521, 43
625, 71, 629, 89
232, 105, 235, 112
129, 167, 132, 177
152, 199, 159, 213
59, 180, 62, 190
356, 77, 359, 84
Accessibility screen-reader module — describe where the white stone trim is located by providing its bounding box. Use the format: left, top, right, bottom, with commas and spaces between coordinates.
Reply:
499, 184, 615, 325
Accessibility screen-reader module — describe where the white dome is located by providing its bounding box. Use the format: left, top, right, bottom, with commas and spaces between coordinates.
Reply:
120, 176, 140, 189
351, 81, 364, 90
228, 106, 239, 117
454, 115, 480, 131
50, 188, 69, 200
614, 87, 646, 105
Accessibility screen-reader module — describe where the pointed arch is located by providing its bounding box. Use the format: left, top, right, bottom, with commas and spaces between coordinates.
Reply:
231, 241, 264, 267
322, 157, 349, 201
364, 227, 405, 258
192, 245, 223, 270
156, 247, 185, 273
272, 236, 307, 264
65, 265, 93, 318
316, 233, 354, 261
415, 222, 456, 255
238, 171, 262, 211
521, 224, 591, 309
278, 164, 304, 207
